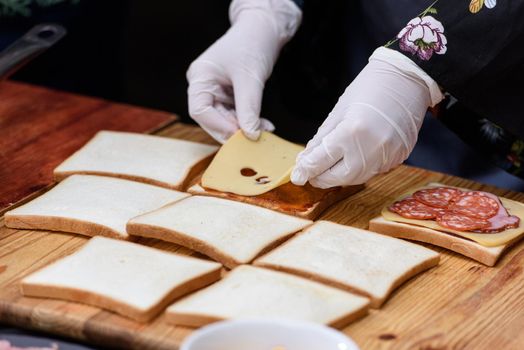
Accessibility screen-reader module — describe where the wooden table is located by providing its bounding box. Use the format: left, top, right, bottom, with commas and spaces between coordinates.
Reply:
1, 82, 524, 350
0, 81, 176, 215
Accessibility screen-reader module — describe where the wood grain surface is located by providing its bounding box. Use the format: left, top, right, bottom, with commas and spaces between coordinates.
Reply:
2, 124, 524, 349
0, 81, 176, 215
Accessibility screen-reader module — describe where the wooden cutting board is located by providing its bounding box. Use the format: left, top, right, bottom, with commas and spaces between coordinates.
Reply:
2, 123, 524, 349
0, 81, 176, 215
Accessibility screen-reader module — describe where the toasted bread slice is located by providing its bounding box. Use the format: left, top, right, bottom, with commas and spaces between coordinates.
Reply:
255, 221, 439, 307
127, 196, 312, 268
21, 236, 222, 322
166, 265, 370, 328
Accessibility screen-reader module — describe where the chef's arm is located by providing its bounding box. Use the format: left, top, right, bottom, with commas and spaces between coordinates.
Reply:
292, 0, 524, 188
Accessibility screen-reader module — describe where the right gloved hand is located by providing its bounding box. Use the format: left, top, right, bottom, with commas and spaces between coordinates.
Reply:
291, 47, 444, 188
187, 0, 302, 143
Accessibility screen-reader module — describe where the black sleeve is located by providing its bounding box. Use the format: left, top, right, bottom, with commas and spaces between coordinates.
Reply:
385, 0, 524, 138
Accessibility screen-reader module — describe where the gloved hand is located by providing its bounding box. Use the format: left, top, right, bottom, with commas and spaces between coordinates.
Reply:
187, 0, 302, 143
291, 47, 444, 188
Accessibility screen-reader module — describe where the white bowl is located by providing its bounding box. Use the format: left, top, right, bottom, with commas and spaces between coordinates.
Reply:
180, 318, 359, 350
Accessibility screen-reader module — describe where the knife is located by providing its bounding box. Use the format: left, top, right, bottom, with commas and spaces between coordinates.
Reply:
0, 23, 66, 80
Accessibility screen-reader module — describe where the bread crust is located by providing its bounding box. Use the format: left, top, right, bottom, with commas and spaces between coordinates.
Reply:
21, 267, 221, 323
164, 306, 369, 329
54, 153, 216, 191
254, 221, 440, 308
164, 266, 370, 329
127, 198, 313, 269
187, 183, 363, 220
5, 214, 130, 240
368, 216, 515, 266
255, 256, 438, 308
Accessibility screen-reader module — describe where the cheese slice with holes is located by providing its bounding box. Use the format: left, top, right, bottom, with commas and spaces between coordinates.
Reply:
201, 131, 304, 196
382, 183, 524, 247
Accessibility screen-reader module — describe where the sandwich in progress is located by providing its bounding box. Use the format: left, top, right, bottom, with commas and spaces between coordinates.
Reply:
369, 183, 524, 265
188, 131, 362, 219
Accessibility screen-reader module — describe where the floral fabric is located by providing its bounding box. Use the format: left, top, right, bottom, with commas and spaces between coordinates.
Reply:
469, 0, 497, 13
389, 0, 500, 62
384, 0, 524, 177
397, 15, 446, 60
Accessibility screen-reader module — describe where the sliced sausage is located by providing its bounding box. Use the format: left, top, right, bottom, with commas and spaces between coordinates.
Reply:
448, 191, 499, 219
436, 212, 490, 231
389, 197, 446, 220
413, 187, 463, 208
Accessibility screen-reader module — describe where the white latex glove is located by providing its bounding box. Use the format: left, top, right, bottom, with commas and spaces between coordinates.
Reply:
187, 0, 302, 143
291, 47, 444, 188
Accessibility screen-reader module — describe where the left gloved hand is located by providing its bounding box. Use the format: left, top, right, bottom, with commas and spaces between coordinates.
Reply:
291, 47, 444, 188
186, 0, 302, 143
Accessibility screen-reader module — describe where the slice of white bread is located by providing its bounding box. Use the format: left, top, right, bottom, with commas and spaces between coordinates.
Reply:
254, 220, 439, 308
368, 216, 514, 266
166, 265, 370, 328
54, 131, 218, 190
21, 236, 222, 322
187, 183, 363, 220
5, 175, 189, 239
127, 196, 312, 268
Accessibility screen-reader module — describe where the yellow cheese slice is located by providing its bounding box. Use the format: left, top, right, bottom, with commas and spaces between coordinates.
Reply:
201, 131, 304, 196
382, 183, 524, 247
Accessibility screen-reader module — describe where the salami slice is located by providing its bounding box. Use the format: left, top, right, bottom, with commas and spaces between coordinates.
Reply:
389, 197, 445, 220
475, 215, 520, 233
413, 187, 463, 208
436, 212, 490, 231
448, 191, 499, 219
471, 192, 521, 232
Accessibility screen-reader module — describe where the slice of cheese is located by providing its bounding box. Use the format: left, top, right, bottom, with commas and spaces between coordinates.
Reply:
382, 183, 524, 247
201, 131, 304, 196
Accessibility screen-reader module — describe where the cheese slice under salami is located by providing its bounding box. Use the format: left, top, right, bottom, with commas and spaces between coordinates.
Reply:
382, 183, 524, 247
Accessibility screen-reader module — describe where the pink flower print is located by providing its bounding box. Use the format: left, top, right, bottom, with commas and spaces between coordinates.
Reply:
397, 15, 447, 60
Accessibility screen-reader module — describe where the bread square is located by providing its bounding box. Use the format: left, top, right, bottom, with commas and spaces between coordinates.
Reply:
166, 265, 369, 328
54, 131, 217, 190
255, 221, 440, 307
5, 175, 189, 239
127, 196, 312, 268
21, 236, 222, 322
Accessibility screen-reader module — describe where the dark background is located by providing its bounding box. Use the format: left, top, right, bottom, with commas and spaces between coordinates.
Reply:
3, 0, 522, 192
3, 0, 361, 142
